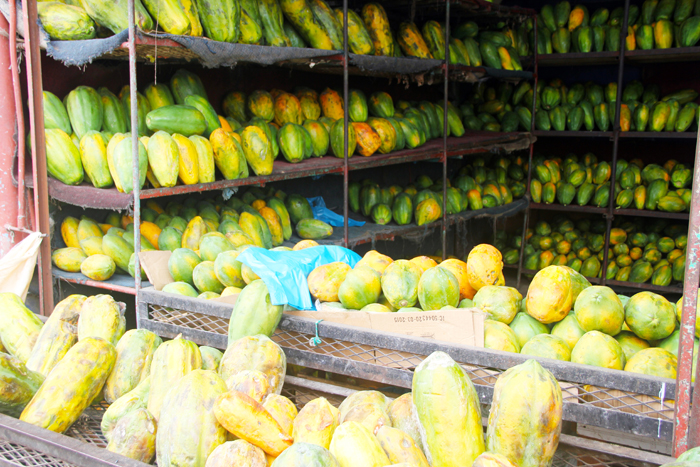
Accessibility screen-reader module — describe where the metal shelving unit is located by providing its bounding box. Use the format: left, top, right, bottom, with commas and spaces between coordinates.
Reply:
508, 0, 700, 452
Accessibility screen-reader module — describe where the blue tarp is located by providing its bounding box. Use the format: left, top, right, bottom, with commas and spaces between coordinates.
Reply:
236, 246, 361, 311
307, 196, 365, 227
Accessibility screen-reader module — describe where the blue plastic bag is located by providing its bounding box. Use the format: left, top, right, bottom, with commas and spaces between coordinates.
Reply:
307, 196, 365, 227
236, 245, 362, 310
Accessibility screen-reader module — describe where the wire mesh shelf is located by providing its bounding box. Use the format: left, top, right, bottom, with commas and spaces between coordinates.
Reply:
138, 288, 682, 441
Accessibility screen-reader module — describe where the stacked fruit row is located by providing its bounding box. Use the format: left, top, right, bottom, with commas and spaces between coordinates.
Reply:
533, 0, 700, 53
478, 264, 694, 380
37, 0, 528, 72
462, 77, 699, 133
529, 152, 692, 213
309, 244, 504, 312
348, 155, 526, 226
44, 68, 466, 190
535, 79, 698, 132
0, 288, 579, 467
52, 187, 333, 284
498, 215, 688, 287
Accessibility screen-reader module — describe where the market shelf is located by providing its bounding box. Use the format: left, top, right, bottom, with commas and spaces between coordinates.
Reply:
606, 279, 683, 294
139, 289, 679, 443
44, 132, 532, 209
614, 208, 689, 221
625, 46, 700, 64
52, 268, 150, 295
313, 198, 528, 248
523, 51, 620, 67
618, 131, 698, 139
532, 130, 614, 138
529, 203, 607, 215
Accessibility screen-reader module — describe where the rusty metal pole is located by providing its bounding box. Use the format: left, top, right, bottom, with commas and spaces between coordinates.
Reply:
0, 14, 19, 256
674, 128, 700, 454
8, 0, 25, 233
342, 0, 349, 248
22, 0, 54, 315
441, 0, 449, 261
516, 13, 538, 291
128, 0, 142, 318
601, 0, 630, 287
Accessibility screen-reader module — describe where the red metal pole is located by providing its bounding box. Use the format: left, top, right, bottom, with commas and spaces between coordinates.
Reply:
674, 129, 700, 454
9, 0, 25, 232
0, 14, 19, 256
22, 0, 54, 315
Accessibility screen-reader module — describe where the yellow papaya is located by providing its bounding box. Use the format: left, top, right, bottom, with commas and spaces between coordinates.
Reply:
486, 360, 562, 467
77, 218, 103, 241
259, 207, 284, 246
355, 250, 393, 274
292, 397, 339, 449
189, 135, 215, 183
20, 337, 116, 433
376, 426, 430, 467
77, 294, 125, 346
26, 295, 85, 377
172, 133, 199, 185
219, 335, 286, 395
308, 261, 352, 302
329, 421, 390, 467
240, 126, 274, 176
0, 293, 44, 364
262, 394, 298, 437
213, 390, 293, 456
52, 247, 87, 273
147, 131, 179, 187
182, 215, 209, 250
210, 128, 245, 180
206, 440, 267, 467
225, 369, 272, 403
61, 216, 81, 248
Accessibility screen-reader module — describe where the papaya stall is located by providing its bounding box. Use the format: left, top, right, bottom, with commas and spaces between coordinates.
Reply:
0, 0, 700, 465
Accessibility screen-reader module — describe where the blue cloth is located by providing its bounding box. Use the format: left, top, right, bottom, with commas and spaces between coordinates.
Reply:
307, 196, 365, 227
236, 246, 361, 310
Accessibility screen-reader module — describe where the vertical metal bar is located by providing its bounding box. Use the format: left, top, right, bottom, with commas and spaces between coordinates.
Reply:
517, 13, 538, 291
675, 128, 700, 453
601, 0, 629, 287
22, 0, 53, 315
8, 0, 24, 231
342, 0, 349, 248
128, 0, 141, 308
441, 0, 450, 261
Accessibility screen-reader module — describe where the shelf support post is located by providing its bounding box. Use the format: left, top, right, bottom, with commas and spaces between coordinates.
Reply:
342, 0, 349, 248
22, 0, 53, 315
441, 0, 450, 261
128, 0, 142, 317
674, 123, 700, 454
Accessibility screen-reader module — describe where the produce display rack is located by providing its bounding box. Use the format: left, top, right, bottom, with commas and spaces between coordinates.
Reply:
12, 0, 700, 459
0, 374, 675, 467
515, 4, 700, 296
137, 288, 680, 443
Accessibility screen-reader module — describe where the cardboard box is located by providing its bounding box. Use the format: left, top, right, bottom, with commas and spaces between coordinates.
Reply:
138, 250, 238, 305
284, 300, 486, 370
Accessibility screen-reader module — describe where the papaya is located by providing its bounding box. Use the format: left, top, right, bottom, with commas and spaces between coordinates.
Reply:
20, 337, 116, 433
381, 260, 422, 309
308, 262, 352, 302
156, 370, 227, 467
0, 353, 44, 418
103, 329, 161, 403
413, 351, 484, 466
228, 280, 283, 343
208, 440, 267, 467
219, 334, 286, 395
486, 360, 562, 467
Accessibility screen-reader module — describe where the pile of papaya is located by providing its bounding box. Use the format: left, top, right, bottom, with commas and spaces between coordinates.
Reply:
498, 214, 687, 287
308, 244, 504, 312
529, 152, 692, 213
52, 186, 333, 286
535, 0, 700, 53
0, 287, 581, 467
42, 67, 472, 191
349, 154, 526, 227
461, 76, 700, 133
479, 262, 695, 383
